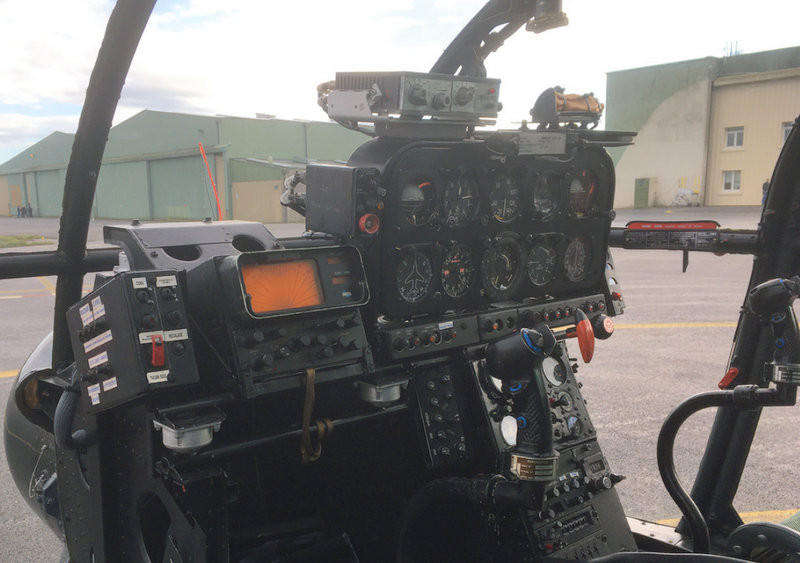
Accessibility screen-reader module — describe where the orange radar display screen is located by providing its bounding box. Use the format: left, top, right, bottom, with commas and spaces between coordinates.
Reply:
242, 259, 324, 315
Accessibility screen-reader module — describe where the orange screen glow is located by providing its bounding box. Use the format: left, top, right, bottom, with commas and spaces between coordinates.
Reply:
242, 260, 323, 314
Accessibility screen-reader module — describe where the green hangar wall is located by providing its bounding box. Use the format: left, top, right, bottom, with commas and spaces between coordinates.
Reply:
0, 111, 368, 220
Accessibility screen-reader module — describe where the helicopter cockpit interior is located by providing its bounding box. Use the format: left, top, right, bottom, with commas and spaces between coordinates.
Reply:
3, 1, 800, 562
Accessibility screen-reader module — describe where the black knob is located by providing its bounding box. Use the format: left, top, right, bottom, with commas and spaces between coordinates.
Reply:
136, 289, 151, 303
261, 353, 274, 367
159, 287, 176, 300
318, 346, 335, 359
141, 313, 158, 329
278, 346, 291, 358
300, 335, 312, 347
316, 334, 328, 346
165, 310, 182, 326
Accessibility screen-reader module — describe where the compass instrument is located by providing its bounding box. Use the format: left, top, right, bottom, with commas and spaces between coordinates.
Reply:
396, 249, 434, 303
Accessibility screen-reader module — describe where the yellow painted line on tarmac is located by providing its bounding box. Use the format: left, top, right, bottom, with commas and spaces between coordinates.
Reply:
614, 321, 737, 329
0, 295, 23, 299
0, 370, 18, 379
657, 509, 799, 527
36, 276, 56, 296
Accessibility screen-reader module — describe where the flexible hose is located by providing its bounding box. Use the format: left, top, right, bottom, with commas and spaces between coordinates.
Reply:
53, 365, 91, 451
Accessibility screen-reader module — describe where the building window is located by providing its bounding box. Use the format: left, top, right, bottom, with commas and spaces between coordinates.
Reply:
725, 126, 744, 148
783, 121, 793, 144
722, 170, 741, 192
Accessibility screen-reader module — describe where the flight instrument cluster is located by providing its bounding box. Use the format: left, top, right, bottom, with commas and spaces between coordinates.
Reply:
320, 138, 617, 318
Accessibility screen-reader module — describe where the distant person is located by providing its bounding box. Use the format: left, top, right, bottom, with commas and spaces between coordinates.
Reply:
26, 203, 33, 218
16, 205, 21, 218
762, 178, 770, 205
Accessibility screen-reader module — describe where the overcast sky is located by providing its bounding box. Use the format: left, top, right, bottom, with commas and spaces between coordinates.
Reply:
2, 0, 800, 164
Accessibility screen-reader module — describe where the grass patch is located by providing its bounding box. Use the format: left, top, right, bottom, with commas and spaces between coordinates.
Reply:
0, 234, 53, 248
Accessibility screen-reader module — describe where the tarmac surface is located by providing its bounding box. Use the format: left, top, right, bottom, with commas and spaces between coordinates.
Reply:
3, 205, 798, 561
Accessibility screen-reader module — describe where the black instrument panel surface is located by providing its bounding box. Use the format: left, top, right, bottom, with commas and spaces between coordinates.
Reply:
378, 141, 615, 317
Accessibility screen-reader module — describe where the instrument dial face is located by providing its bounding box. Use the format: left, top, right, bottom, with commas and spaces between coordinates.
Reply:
395, 251, 433, 303
542, 356, 567, 386
489, 175, 521, 223
400, 180, 435, 226
564, 236, 592, 282
442, 170, 479, 227
569, 168, 600, 216
480, 238, 524, 300
566, 415, 583, 438
441, 243, 476, 298
533, 172, 561, 221
526, 242, 558, 286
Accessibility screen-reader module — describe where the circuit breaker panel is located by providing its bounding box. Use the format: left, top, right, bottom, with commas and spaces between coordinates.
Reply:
66, 270, 199, 412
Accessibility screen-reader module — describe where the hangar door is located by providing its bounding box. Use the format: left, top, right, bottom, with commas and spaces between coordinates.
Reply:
150, 156, 218, 220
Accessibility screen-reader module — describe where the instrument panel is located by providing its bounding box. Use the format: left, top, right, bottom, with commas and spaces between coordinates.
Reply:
376, 141, 615, 317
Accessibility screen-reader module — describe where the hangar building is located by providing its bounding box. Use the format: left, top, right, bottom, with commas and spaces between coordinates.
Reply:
0, 111, 367, 221
606, 46, 800, 208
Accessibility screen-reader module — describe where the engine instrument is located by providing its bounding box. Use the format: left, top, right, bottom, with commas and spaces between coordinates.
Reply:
441, 242, 476, 298
489, 173, 521, 223
441, 169, 480, 227
527, 240, 558, 286
480, 236, 525, 300
564, 235, 592, 282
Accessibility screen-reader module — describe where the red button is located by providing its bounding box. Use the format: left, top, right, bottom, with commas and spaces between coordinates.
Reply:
718, 367, 739, 389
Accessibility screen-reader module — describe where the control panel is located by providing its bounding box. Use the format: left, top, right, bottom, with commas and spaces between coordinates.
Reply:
232, 311, 370, 397
328, 71, 501, 122
379, 294, 610, 361
479, 345, 636, 559
411, 362, 470, 468
318, 138, 619, 320
305, 164, 384, 239
66, 270, 200, 413
187, 245, 372, 398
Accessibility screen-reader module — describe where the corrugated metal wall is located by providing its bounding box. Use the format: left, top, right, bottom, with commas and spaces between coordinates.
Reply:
32, 169, 65, 217
150, 156, 218, 220
95, 161, 150, 219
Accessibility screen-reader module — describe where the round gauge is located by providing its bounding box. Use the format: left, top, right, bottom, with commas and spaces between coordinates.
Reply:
480, 237, 525, 300
569, 168, 600, 216
489, 174, 521, 223
542, 356, 567, 386
441, 170, 479, 227
441, 243, 476, 298
526, 242, 558, 286
400, 180, 434, 226
395, 251, 433, 303
532, 172, 561, 221
563, 236, 592, 282
566, 415, 583, 438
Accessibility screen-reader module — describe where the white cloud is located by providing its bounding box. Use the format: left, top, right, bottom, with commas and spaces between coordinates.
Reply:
3, 0, 800, 163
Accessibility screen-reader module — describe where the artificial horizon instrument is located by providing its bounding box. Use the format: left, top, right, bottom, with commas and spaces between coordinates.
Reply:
4, 1, 800, 561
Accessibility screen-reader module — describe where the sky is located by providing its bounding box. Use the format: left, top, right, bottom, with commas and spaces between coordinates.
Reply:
2, 0, 800, 164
